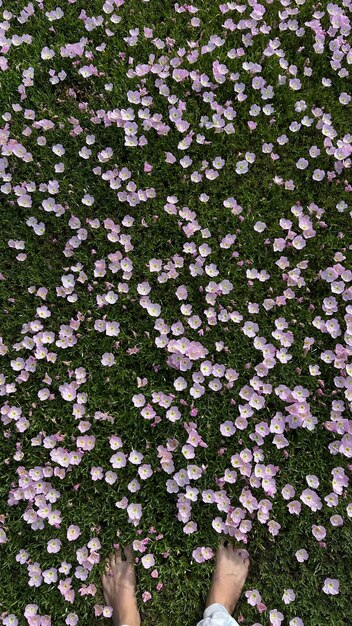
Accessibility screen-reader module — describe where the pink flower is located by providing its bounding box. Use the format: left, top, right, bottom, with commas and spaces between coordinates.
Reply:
109, 435, 123, 450
306, 474, 319, 488
110, 451, 127, 468
65, 589, 75, 602
115, 497, 128, 509
220, 420, 236, 436
94, 605, 103, 617
141, 553, 155, 569
176, 286, 188, 300
59, 383, 76, 402
42, 568, 58, 584
282, 588, 296, 604
192, 547, 205, 563
295, 549, 309, 562
183, 520, 197, 534
67, 525, 81, 541
101, 352, 115, 366
142, 591, 152, 602
129, 450, 144, 465
88, 537, 101, 551
27, 617, 41, 626
269, 609, 284, 626
3, 616, 18, 626
79, 583, 96, 597
330, 515, 343, 527
2, 613, 18, 626
268, 520, 281, 536
47, 539, 62, 553
300, 489, 322, 512
105, 470, 118, 485
102, 606, 113, 618
245, 589, 262, 606
90, 466, 104, 481
312, 525, 326, 541
287, 500, 301, 515
24, 605, 38, 619
201, 547, 214, 560
127, 503, 142, 520
281, 484, 295, 500
322, 578, 339, 595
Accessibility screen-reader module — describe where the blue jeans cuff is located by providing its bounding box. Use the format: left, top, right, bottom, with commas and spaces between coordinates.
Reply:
202, 603, 240, 626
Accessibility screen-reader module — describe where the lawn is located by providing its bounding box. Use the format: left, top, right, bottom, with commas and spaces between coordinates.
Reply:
0, 1, 351, 625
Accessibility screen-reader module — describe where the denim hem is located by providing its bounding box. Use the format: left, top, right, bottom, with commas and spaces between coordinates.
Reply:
198, 602, 240, 626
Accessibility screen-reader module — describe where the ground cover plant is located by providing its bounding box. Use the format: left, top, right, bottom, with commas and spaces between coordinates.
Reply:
0, 0, 351, 625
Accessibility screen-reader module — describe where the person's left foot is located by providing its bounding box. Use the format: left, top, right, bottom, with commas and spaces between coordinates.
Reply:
206, 539, 249, 615
101, 545, 141, 626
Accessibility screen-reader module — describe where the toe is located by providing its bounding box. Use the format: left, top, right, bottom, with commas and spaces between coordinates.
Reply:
219, 538, 226, 551
102, 559, 111, 579
239, 548, 249, 561
105, 558, 111, 572
232, 548, 244, 562
115, 547, 122, 562
124, 544, 134, 563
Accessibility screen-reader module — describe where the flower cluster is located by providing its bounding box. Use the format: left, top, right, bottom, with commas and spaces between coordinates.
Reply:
0, 0, 351, 624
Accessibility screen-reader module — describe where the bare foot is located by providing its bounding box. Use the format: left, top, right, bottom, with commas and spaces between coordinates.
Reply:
101, 545, 141, 626
206, 539, 249, 615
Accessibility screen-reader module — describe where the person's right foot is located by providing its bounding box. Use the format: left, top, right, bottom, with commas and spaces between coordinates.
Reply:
205, 540, 249, 615
101, 545, 141, 626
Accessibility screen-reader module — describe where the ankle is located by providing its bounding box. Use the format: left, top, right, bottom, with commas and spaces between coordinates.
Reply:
118, 611, 140, 626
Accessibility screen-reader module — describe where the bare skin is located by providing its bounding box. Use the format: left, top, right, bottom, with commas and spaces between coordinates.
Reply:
101, 545, 141, 626
101, 540, 249, 625
206, 539, 250, 615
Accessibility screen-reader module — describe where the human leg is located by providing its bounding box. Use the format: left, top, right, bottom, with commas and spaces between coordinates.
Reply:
196, 540, 249, 626
101, 545, 141, 626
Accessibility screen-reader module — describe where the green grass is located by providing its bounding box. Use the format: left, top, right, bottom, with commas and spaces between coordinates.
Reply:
0, 1, 351, 625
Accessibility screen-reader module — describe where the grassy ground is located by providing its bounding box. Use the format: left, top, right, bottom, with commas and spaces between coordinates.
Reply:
0, 1, 351, 625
